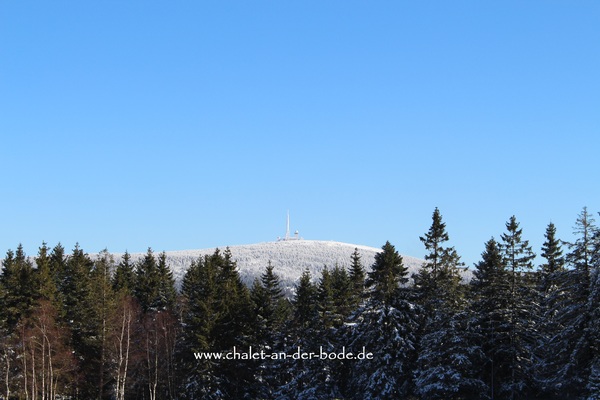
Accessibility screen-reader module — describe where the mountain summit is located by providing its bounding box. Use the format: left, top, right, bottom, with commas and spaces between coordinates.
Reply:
126, 240, 425, 289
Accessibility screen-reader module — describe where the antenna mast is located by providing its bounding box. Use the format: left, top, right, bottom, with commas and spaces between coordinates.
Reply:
278, 210, 302, 241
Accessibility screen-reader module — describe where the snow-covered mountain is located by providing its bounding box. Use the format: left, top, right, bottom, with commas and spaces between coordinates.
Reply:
124, 240, 425, 290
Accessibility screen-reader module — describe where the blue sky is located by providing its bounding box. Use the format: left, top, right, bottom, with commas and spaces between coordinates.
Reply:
1, 1, 599, 268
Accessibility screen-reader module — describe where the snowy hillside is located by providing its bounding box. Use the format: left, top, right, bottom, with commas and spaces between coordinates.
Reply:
124, 240, 425, 290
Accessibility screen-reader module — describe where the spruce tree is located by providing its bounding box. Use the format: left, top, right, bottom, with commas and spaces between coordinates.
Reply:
212, 248, 252, 350
317, 266, 336, 329
59, 244, 96, 397
344, 241, 420, 399
469, 238, 511, 400
214, 248, 255, 399
49, 243, 66, 278
413, 208, 483, 399
278, 267, 316, 390
49, 243, 67, 313
134, 248, 160, 312
112, 251, 135, 295
291, 268, 318, 332
249, 262, 290, 398
276, 268, 341, 399
539, 222, 565, 293
156, 251, 177, 311
304, 264, 352, 397
89, 249, 117, 399
0, 245, 36, 329
178, 249, 254, 399
330, 264, 352, 324
535, 222, 566, 395
413, 309, 487, 399
349, 248, 366, 309
35, 241, 59, 304
565, 207, 597, 275
251, 261, 288, 344
587, 262, 600, 398
178, 253, 219, 398
261, 261, 283, 300
366, 241, 409, 306
181, 253, 218, 352
501, 215, 536, 280
413, 208, 463, 306
544, 208, 600, 398
413, 207, 465, 310
499, 216, 538, 398
130, 250, 178, 399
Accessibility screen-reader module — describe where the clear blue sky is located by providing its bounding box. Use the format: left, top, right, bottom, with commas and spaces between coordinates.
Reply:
1, 1, 599, 268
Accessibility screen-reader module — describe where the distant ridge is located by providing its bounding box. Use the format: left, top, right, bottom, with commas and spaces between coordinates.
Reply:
123, 240, 425, 290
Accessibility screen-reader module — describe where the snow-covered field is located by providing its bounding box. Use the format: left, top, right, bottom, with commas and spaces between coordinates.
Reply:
124, 240, 426, 290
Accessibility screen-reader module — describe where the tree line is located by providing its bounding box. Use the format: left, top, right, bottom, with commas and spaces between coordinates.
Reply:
1, 207, 599, 399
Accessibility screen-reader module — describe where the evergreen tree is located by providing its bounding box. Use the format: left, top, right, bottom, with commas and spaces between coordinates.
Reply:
49, 243, 67, 316
565, 207, 597, 275
113, 251, 136, 294
59, 243, 94, 318
276, 269, 316, 397
0, 245, 37, 330
261, 261, 289, 330
539, 222, 565, 294
251, 261, 289, 345
178, 249, 254, 399
276, 267, 344, 400
250, 278, 269, 342
156, 251, 177, 311
413, 208, 464, 310
413, 208, 483, 399
535, 222, 566, 395
305, 264, 352, 398
317, 266, 336, 329
277, 268, 320, 397
501, 215, 536, 279
413, 207, 465, 310
129, 250, 178, 399
216, 248, 255, 399
134, 248, 160, 312
330, 264, 352, 324
178, 253, 219, 398
212, 248, 252, 350
543, 208, 600, 398
499, 216, 538, 398
49, 243, 67, 282
248, 262, 290, 398
291, 268, 319, 332
413, 309, 487, 399
58, 243, 96, 397
469, 238, 512, 400
35, 241, 59, 304
344, 241, 420, 399
348, 248, 366, 309
291, 264, 353, 399
587, 262, 600, 398
0, 274, 5, 329
366, 241, 409, 306
89, 249, 118, 399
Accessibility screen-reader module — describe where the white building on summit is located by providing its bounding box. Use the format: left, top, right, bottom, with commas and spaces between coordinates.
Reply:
277, 211, 302, 241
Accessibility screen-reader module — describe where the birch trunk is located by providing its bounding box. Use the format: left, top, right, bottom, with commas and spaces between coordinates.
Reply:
3, 346, 10, 400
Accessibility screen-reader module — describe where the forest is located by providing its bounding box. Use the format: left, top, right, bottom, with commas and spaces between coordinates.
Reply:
1, 206, 599, 400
